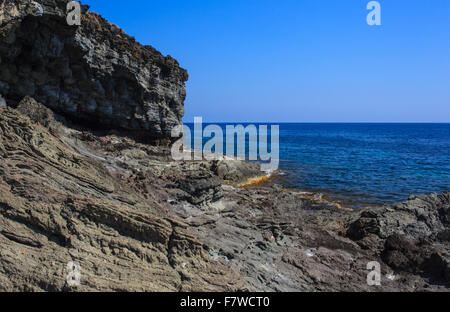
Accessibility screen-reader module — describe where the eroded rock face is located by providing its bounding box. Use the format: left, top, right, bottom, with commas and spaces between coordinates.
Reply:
347, 193, 450, 286
347, 192, 450, 241
0, 104, 244, 291
0, 0, 188, 145
16, 95, 58, 127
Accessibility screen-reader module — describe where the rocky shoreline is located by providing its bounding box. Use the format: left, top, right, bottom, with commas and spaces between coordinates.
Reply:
0, 0, 449, 292
0, 99, 448, 291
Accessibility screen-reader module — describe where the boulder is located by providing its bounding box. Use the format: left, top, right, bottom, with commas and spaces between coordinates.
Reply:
347, 192, 450, 241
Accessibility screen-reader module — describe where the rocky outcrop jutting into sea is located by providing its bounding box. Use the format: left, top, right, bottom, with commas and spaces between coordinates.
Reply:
0, 0, 188, 144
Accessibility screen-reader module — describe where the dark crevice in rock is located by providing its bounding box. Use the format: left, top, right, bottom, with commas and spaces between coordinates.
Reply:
1, 230, 43, 248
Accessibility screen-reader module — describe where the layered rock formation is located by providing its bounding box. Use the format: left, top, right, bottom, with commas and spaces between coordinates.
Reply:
0, 0, 187, 144
0, 98, 449, 291
0, 101, 243, 291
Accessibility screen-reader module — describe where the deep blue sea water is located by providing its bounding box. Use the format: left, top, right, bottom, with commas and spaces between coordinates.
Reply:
276, 123, 450, 205
185, 123, 450, 206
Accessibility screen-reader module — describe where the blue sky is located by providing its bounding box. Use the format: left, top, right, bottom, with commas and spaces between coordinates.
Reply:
85, 0, 450, 122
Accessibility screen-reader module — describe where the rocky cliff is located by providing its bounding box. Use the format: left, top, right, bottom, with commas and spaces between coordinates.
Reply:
0, 0, 187, 144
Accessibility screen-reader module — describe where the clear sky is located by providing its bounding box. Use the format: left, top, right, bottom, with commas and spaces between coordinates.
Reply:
85, 0, 450, 122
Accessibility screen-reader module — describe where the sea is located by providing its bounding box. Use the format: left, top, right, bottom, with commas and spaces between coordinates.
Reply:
184, 122, 450, 207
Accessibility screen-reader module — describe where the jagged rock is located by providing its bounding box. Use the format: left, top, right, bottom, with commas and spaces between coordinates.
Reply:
168, 166, 224, 206
0, 0, 187, 145
347, 192, 450, 241
381, 234, 450, 285
381, 234, 424, 273
347, 193, 450, 286
212, 159, 261, 183
16, 95, 57, 128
